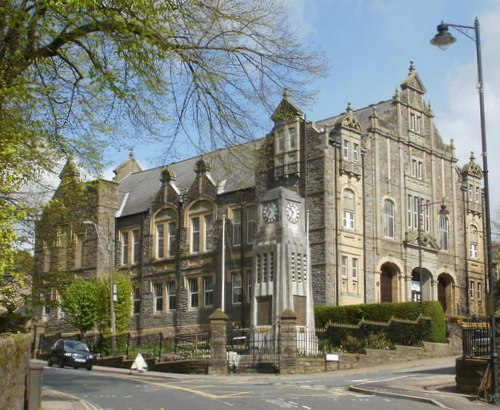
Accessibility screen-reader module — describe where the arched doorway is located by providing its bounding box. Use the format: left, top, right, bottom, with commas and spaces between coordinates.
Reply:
380, 263, 399, 303
411, 267, 433, 302
437, 273, 454, 314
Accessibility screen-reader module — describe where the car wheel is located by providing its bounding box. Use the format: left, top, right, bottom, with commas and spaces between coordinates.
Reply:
73, 366, 78, 369
86, 365, 92, 371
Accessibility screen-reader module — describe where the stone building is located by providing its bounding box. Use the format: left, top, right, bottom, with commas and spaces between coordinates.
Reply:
35, 63, 489, 335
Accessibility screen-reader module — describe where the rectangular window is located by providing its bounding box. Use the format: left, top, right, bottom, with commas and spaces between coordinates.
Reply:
133, 287, 140, 314
352, 258, 358, 281
232, 272, 243, 304
410, 112, 422, 133
440, 216, 449, 251
122, 232, 129, 265
247, 206, 256, 244
232, 208, 242, 246
278, 130, 285, 152
188, 278, 199, 308
289, 126, 297, 149
475, 186, 481, 203
167, 281, 177, 310
168, 221, 177, 257
132, 229, 141, 264
204, 276, 214, 306
191, 217, 200, 253
156, 224, 165, 259
154, 283, 163, 312
205, 215, 213, 251
469, 280, 475, 300
470, 243, 478, 259
477, 282, 482, 301
383, 200, 395, 238
411, 158, 423, 179
343, 139, 349, 160
353, 143, 359, 163
341, 256, 348, 279
343, 211, 355, 230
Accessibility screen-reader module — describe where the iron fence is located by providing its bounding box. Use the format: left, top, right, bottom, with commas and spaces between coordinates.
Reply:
462, 322, 490, 358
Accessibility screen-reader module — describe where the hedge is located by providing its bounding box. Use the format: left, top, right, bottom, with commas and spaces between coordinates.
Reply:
314, 301, 446, 343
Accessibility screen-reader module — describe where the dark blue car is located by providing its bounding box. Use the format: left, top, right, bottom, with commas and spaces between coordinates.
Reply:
47, 339, 94, 371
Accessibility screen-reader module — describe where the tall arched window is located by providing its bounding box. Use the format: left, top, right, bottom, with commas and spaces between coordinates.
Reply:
440, 215, 449, 251
343, 189, 355, 230
383, 199, 395, 238
155, 208, 177, 259
189, 200, 214, 254
469, 224, 479, 259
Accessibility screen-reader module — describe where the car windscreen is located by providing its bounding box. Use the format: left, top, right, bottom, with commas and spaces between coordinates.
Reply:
64, 341, 90, 351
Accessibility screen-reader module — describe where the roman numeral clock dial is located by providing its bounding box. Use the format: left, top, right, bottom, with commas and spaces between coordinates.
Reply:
286, 202, 300, 223
262, 202, 278, 223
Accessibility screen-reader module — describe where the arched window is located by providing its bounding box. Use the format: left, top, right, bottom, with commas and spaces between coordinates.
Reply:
383, 199, 395, 238
189, 200, 214, 254
155, 208, 177, 259
469, 224, 479, 259
343, 189, 355, 230
440, 215, 449, 251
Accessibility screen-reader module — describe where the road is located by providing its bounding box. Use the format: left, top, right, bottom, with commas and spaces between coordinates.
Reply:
42, 363, 447, 410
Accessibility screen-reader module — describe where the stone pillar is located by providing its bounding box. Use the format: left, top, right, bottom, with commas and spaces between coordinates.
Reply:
208, 308, 229, 375
32, 321, 46, 359
279, 309, 297, 375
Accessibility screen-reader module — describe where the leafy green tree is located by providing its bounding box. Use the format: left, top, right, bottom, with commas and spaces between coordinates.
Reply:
0, 0, 327, 271
61, 278, 106, 336
112, 272, 133, 333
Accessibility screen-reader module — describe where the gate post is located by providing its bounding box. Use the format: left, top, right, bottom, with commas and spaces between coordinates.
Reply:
209, 308, 229, 375
279, 309, 297, 375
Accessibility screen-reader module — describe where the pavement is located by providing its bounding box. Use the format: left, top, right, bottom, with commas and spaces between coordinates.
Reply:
40, 356, 494, 410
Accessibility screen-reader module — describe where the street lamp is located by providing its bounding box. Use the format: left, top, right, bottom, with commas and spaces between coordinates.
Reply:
84, 220, 116, 356
431, 18, 498, 403
416, 200, 449, 302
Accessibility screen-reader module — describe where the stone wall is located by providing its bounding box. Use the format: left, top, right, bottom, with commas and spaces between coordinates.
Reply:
0, 334, 32, 410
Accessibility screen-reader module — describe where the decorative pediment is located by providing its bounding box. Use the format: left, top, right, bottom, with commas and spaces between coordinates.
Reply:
271, 88, 303, 123
334, 103, 362, 132
461, 152, 483, 179
404, 231, 440, 251
400, 61, 426, 95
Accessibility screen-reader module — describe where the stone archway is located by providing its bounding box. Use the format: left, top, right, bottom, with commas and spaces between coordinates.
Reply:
437, 273, 455, 315
411, 267, 433, 302
380, 263, 399, 303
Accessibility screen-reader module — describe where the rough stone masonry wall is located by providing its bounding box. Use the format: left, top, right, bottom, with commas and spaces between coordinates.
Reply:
0, 334, 32, 410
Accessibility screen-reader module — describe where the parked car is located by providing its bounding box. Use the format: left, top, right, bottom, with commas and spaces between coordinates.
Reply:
47, 339, 94, 370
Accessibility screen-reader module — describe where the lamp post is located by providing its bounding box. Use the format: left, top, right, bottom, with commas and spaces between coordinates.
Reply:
84, 220, 116, 356
416, 200, 449, 302
431, 18, 497, 403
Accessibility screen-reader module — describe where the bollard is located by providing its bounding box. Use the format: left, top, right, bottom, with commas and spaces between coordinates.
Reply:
27, 361, 44, 410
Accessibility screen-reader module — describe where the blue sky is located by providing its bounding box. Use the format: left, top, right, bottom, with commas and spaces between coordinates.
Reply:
108, 0, 500, 228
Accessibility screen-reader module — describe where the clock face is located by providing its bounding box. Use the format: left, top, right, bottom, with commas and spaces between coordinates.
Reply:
286, 202, 300, 223
262, 202, 278, 223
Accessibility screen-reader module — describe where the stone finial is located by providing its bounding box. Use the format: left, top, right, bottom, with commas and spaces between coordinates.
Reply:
160, 167, 176, 185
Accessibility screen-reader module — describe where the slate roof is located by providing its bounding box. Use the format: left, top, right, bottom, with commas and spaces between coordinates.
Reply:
116, 98, 395, 218
117, 140, 264, 217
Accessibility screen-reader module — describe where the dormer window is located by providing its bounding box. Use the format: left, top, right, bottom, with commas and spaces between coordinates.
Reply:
342, 139, 349, 160
353, 143, 359, 163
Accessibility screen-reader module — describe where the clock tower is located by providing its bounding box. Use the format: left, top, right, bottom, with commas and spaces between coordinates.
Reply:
251, 187, 315, 337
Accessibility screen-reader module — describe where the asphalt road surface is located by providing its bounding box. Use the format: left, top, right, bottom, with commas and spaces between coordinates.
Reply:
43, 365, 439, 410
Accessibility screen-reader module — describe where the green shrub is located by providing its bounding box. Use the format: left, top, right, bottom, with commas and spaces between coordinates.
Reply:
314, 301, 446, 343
